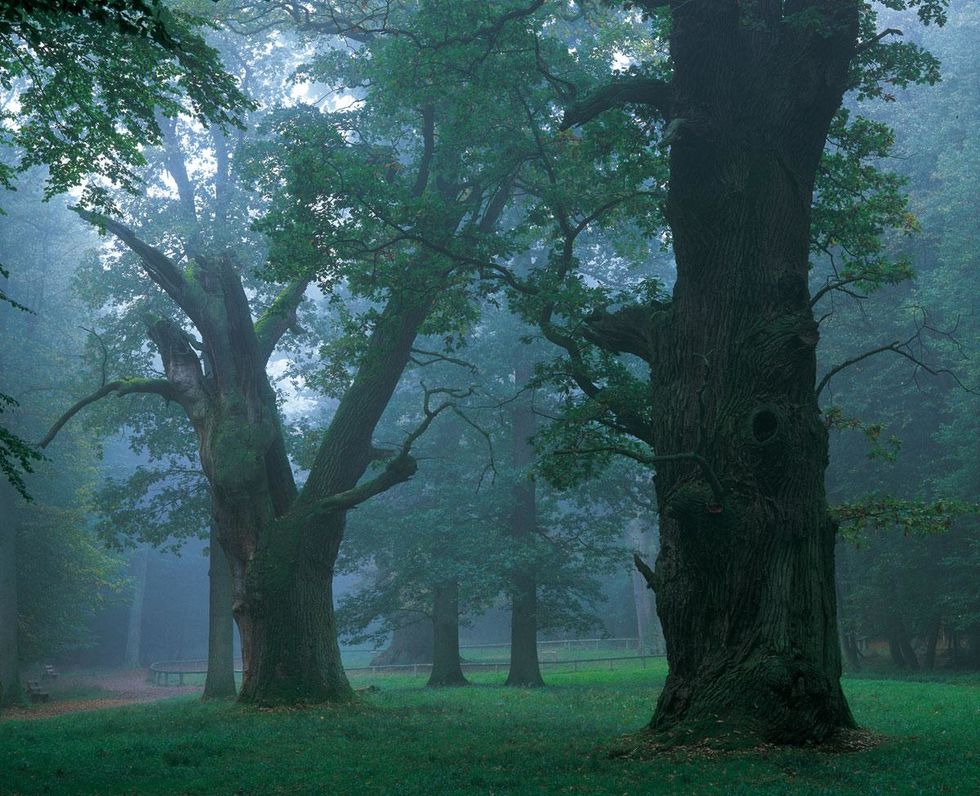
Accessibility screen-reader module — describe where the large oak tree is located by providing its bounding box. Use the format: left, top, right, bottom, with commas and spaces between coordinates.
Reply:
523, 0, 951, 744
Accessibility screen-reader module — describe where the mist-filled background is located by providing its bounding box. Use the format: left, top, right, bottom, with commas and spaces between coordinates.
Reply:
0, 2, 978, 793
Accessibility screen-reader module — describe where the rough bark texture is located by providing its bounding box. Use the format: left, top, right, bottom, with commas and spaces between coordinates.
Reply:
371, 613, 434, 667
505, 357, 544, 688
641, 3, 859, 744
427, 580, 468, 687
0, 484, 19, 706
203, 524, 237, 699
573, 2, 866, 744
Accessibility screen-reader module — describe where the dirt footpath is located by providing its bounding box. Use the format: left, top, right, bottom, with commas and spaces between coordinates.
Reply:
1, 669, 202, 721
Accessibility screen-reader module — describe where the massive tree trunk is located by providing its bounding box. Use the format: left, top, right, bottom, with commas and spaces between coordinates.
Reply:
52, 99, 491, 705
234, 295, 432, 704
371, 613, 434, 667
0, 484, 19, 706
203, 524, 237, 699
636, 6, 860, 744
505, 357, 544, 688
236, 513, 350, 703
427, 580, 467, 687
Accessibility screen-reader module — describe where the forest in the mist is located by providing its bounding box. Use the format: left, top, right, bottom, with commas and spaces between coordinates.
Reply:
0, 1, 978, 794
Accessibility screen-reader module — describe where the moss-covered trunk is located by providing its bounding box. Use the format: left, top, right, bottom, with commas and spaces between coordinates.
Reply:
234, 294, 433, 704
236, 511, 352, 704
427, 580, 467, 687
640, 4, 860, 744
62, 211, 443, 706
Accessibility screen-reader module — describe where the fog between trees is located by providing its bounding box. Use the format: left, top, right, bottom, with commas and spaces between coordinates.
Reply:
0, 0, 978, 754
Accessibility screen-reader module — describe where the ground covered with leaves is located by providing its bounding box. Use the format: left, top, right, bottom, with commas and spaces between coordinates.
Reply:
0, 662, 977, 794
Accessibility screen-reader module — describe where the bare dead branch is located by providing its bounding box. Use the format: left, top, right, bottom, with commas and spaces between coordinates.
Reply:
817, 330, 979, 399
409, 347, 478, 373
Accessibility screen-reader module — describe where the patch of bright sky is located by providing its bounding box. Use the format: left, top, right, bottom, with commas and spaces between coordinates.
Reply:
611, 51, 634, 73
268, 356, 321, 419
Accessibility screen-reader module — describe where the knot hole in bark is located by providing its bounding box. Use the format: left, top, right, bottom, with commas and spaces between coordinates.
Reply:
750, 407, 780, 445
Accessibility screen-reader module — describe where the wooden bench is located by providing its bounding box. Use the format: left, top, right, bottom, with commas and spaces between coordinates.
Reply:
42, 664, 59, 680
26, 680, 50, 703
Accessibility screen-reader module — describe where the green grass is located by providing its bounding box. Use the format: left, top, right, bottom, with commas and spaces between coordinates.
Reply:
1, 662, 978, 795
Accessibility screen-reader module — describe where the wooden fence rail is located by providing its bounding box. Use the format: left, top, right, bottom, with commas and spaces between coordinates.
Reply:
148, 651, 663, 685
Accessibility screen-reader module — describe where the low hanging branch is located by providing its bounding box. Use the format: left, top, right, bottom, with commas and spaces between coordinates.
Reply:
38, 378, 178, 449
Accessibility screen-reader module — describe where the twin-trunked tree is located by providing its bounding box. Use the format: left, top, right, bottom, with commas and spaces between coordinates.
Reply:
46, 2, 557, 703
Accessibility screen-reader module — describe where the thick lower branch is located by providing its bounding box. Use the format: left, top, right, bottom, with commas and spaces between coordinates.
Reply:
562, 76, 671, 129
582, 302, 664, 362
72, 208, 196, 317
254, 278, 311, 363
312, 454, 418, 514
633, 553, 657, 591
39, 378, 179, 449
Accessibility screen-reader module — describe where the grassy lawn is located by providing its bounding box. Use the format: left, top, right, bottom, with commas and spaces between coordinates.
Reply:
1, 662, 977, 795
